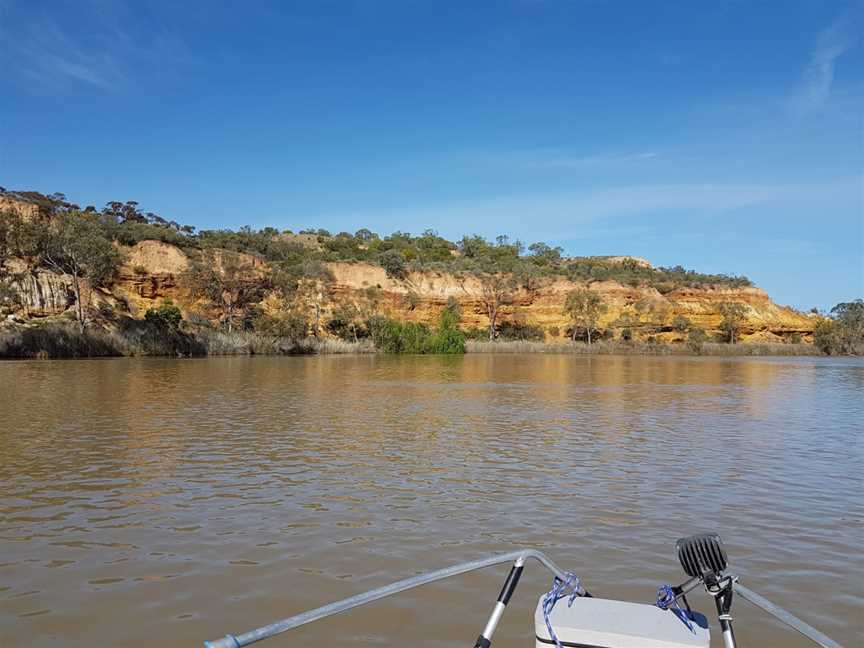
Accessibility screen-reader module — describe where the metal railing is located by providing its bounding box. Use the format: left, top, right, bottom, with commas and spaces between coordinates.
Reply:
204, 549, 842, 648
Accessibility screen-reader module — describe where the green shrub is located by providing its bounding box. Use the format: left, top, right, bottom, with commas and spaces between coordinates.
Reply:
463, 327, 488, 340
368, 309, 464, 354
497, 320, 545, 341
370, 319, 430, 353
429, 308, 465, 354
813, 319, 836, 354
327, 306, 368, 341
144, 299, 182, 330
253, 309, 309, 341
687, 326, 708, 353
672, 315, 691, 333
378, 249, 408, 280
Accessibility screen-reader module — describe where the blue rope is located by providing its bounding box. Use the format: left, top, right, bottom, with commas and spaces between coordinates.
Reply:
541, 572, 583, 648
656, 584, 695, 633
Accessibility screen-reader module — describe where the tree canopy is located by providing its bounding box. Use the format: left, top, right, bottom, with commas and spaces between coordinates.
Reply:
0, 191, 755, 296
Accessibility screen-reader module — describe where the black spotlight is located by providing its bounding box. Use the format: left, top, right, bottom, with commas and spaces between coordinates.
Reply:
676, 533, 728, 579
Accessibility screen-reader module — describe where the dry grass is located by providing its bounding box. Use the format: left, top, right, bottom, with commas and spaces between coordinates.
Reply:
696, 342, 820, 356
197, 330, 376, 355
466, 340, 821, 356
0, 322, 379, 359
310, 337, 376, 354
1, 321, 818, 360
0, 322, 124, 359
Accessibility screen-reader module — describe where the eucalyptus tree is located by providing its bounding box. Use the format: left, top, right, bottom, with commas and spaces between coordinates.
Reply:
564, 288, 606, 344
39, 211, 121, 332
718, 301, 747, 344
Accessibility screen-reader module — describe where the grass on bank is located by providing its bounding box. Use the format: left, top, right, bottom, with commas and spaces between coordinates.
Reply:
0, 320, 375, 359
0, 322, 822, 359
465, 340, 822, 356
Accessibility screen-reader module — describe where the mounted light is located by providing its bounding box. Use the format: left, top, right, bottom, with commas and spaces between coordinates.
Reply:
676, 533, 728, 579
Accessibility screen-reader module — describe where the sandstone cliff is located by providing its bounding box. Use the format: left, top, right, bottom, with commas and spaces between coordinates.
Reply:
2, 238, 814, 343
0, 194, 815, 344
38, 240, 806, 343
321, 261, 813, 342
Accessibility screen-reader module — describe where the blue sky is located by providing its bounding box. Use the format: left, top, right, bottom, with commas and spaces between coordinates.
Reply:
1, 1, 861, 310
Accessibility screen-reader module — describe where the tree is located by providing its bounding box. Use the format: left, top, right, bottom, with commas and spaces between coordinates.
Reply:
1, 209, 46, 262
718, 301, 747, 344
272, 260, 333, 338
0, 214, 10, 265
403, 290, 420, 311
528, 242, 563, 266
378, 249, 407, 280
0, 279, 20, 312
563, 288, 606, 344
297, 262, 333, 338
327, 299, 364, 342
687, 326, 708, 351
188, 250, 266, 333
831, 300, 864, 342
513, 262, 542, 292
477, 273, 517, 340
354, 228, 377, 243
815, 300, 864, 355
39, 212, 121, 332
813, 318, 837, 354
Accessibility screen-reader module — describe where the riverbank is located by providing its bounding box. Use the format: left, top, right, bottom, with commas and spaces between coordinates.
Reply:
466, 340, 822, 356
0, 321, 376, 359
1, 321, 825, 359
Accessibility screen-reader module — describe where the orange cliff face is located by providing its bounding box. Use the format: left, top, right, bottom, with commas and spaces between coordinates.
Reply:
106, 244, 813, 343
2, 233, 815, 343
321, 262, 814, 342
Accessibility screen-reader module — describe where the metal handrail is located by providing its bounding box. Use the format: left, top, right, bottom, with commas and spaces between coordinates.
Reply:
733, 583, 842, 648
205, 549, 574, 648
204, 550, 844, 648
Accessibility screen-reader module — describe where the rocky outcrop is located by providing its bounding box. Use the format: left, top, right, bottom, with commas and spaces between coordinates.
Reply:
0, 192, 46, 221
2, 258, 75, 316
115, 241, 189, 315
13, 271, 74, 316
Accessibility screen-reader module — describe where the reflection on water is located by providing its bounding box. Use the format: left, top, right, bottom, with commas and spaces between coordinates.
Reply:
0, 355, 862, 647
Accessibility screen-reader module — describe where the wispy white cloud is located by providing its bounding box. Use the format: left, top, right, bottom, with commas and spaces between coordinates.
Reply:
791, 20, 855, 115
9, 9, 124, 88
6, 1, 191, 90
309, 177, 857, 241
465, 149, 661, 170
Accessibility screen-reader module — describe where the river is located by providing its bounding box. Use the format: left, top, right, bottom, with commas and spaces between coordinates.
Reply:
1, 355, 861, 647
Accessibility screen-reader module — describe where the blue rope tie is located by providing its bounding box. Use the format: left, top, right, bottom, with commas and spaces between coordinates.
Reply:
541, 572, 582, 648
656, 584, 695, 633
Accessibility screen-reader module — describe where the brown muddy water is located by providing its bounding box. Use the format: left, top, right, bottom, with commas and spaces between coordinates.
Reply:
0, 355, 861, 647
